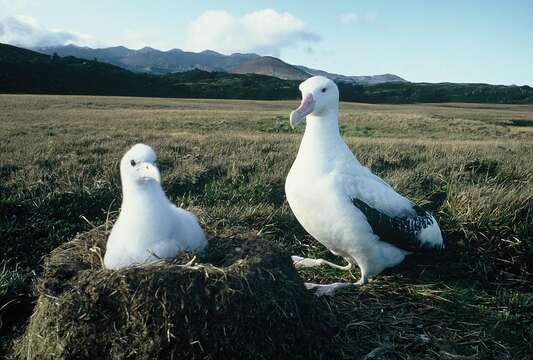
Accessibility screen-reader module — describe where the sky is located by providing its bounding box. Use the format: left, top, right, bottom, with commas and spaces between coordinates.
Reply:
1, 0, 532, 85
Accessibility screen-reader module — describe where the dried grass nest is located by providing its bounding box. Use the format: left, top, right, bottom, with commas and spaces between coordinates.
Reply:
16, 226, 329, 359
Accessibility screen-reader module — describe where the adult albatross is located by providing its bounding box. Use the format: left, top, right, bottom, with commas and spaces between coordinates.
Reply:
104, 144, 207, 270
285, 76, 443, 296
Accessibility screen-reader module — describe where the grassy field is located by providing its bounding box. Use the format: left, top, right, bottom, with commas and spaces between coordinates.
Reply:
1, 94, 532, 358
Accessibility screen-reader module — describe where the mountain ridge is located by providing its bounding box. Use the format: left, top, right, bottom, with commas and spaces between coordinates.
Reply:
34, 44, 407, 84
233, 56, 310, 80
295, 65, 406, 85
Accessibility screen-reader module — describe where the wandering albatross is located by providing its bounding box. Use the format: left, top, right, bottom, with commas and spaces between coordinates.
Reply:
104, 144, 207, 270
285, 76, 443, 296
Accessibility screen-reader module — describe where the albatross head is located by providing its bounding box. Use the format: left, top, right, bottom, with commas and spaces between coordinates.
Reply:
120, 143, 161, 186
290, 76, 339, 128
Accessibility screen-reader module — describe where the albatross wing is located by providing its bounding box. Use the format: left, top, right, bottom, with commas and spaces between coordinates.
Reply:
342, 173, 443, 252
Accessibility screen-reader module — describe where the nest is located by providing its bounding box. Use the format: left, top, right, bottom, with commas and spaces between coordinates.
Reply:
16, 227, 327, 359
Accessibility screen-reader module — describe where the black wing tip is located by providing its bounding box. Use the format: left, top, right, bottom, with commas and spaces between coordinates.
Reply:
351, 198, 439, 253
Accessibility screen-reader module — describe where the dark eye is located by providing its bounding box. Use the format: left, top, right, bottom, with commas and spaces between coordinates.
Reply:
321, 88, 327, 93
130, 159, 136, 166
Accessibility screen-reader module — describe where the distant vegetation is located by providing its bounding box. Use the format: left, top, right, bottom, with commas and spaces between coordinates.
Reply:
1, 43, 533, 104
339, 82, 533, 104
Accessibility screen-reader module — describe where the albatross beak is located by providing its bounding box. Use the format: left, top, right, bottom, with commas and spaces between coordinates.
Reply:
290, 93, 315, 128
136, 163, 161, 183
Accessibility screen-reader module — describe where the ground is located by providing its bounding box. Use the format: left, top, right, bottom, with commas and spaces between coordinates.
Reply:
0, 95, 532, 359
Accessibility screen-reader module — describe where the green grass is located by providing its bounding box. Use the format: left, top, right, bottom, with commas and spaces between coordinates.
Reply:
0, 94, 532, 358
0, 263, 31, 300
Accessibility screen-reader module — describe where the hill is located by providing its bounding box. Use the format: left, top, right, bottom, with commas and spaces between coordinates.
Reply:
338, 81, 533, 104
0, 43, 173, 96
0, 43, 51, 63
2, 43, 533, 104
232, 56, 309, 80
296, 64, 406, 85
0, 43, 299, 99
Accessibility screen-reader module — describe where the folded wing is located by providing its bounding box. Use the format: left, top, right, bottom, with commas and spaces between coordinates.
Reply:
342, 173, 442, 252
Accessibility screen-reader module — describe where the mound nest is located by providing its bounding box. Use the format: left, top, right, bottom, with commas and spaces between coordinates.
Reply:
16, 227, 328, 359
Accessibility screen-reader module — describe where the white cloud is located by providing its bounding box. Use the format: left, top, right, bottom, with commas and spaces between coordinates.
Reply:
0, 15, 94, 48
185, 9, 320, 56
338, 11, 378, 25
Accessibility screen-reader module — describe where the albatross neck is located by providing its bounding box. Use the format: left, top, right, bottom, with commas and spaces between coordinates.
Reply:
298, 107, 342, 158
304, 108, 341, 138
121, 181, 167, 209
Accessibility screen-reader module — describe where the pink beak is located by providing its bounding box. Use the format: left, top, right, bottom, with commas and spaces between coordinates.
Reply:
290, 93, 315, 128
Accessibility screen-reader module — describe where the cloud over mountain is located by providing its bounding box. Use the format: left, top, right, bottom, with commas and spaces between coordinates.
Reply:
0, 15, 93, 48
185, 9, 320, 56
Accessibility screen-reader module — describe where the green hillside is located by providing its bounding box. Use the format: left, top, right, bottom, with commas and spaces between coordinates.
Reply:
1, 43, 532, 104
0, 43, 299, 99
340, 82, 533, 104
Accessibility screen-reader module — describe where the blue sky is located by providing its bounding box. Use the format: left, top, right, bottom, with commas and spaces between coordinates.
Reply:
1, 0, 532, 85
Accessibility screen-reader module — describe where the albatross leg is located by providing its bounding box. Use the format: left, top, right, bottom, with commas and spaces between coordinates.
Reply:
291, 255, 353, 271
302, 265, 368, 297
304, 282, 357, 297
354, 274, 368, 286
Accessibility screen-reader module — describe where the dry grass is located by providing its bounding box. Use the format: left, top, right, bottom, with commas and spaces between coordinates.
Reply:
0, 94, 532, 358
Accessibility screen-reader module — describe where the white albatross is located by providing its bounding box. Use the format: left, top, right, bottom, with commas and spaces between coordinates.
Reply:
285, 76, 444, 296
104, 144, 207, 270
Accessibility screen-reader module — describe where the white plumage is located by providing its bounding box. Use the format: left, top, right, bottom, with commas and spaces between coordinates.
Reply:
104, 144, 207, 270
285, 76, 443, 296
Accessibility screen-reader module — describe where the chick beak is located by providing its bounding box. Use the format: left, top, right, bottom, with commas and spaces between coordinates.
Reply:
136, 162, 161, 183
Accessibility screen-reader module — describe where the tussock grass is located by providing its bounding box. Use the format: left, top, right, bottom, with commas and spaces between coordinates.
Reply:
15, 226, 326, 359
0, 95, 532, 358
0, 262, 33, 357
